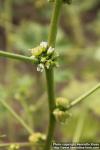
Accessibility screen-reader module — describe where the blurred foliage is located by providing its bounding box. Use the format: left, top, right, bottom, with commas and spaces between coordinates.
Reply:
12, 22, 48, 52
0, 0, 100, 146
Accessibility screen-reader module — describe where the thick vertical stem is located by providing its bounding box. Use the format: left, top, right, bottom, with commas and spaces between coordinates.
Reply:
45, 68, 55, 150
48, 0, 63, 47
44, 0, 63, 150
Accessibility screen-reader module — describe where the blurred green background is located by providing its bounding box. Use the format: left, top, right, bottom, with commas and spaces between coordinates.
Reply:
0, 0, 100, 149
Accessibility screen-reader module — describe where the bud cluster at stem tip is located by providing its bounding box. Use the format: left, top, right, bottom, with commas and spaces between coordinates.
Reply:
29, 41, 59, 72
28, 132, 46, 144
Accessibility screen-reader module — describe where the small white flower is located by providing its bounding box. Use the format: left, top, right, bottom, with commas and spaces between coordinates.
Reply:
40, 41, 48, 49
37, 64, 44, 72
47, 47, 54, 54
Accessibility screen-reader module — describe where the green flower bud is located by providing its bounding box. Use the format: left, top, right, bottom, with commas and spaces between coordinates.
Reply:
41, 57, 47, 63
45, 60, 52, 69
40, 41, 48, 50
29, 41, 47, 57
53, 109, 71, 123
56, 97, 69, 109
47, 47, 54, 55
29, 132, 46, 144
31, 46, 43, 56
8, 144, 20, 150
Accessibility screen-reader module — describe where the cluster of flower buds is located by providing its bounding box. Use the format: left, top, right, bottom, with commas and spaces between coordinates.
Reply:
53, 97, 71, 124
30, 41, 59, 72
56, 97, 69, 110
8, 144, 20, 150
53, 108, 71, 123
29, 132, 46, 144
48, 0, 72, 5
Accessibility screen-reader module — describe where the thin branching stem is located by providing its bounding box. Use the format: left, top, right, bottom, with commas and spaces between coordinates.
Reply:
0, 50, 35, 63
0, 99, 33, 134
67, 83, 100, 110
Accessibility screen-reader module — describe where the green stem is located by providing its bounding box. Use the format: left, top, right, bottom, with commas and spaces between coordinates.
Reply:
44, 0, 63, 150
0, 99, 33, 134
0, 50, 35, 63
44, 69, 55, 150
20, 98, 34, 130
48, 0, 62, 47
68, 83, 100, 110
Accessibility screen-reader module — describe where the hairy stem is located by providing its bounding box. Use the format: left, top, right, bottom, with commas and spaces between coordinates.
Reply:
68, 83, 100, 110
0, 50, 35, 63
44, 0, 63, 150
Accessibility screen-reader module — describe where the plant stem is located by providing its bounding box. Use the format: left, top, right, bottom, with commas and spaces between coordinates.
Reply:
68, 83, 100, 110
20, 98, 34, 130
0, 99, 33, 134
44, 0, 63, 150
0, 50, 35, 63
48, 0, 62, 47
45, 69, 55, 150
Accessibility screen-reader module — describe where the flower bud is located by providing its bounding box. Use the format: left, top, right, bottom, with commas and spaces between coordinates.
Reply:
29, 132, 46, 144
30, 46, 43, 56
40, 41, 48, 52
45, 60, 52, 69
37, 64, 44, 72
29, 41, 59, 72
40, 41, 48, 49
8, 144, 20, 150
56, 97, 69, 109
47, 47, 54, 55
53, 109, 71, 123
41, 57, 47, 63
